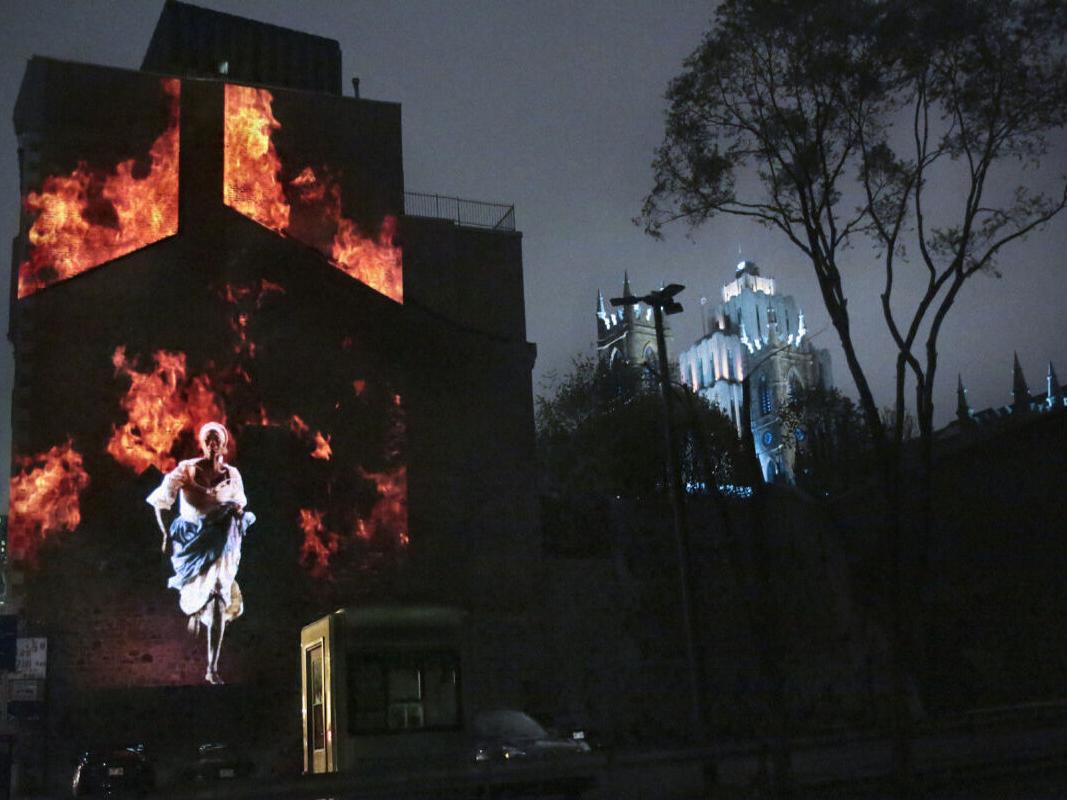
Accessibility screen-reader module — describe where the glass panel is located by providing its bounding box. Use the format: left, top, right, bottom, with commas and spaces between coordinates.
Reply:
349, 661, 386, 732
387, 701, 424, 730
422, 663, 459, 727
312, 705, 325, 751
387, 666, 422, 730
347, 651, 461, 733
388, 666, 421, 702
308, 645, 325, 751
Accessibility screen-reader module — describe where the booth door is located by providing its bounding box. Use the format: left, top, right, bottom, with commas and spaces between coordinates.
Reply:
301, 615, 337, 775
305, 641, 329, 773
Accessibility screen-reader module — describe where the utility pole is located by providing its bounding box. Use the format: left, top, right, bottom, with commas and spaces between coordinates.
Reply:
610, 283, 705, 744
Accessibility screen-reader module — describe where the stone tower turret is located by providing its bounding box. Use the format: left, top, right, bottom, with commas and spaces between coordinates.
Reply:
596, 272, 671, 373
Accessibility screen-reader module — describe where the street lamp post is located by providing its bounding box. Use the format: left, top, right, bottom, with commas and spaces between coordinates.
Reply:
610, 283, 705, 745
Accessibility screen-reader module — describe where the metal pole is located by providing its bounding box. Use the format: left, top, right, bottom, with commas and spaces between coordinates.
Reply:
652, 303, 705, 744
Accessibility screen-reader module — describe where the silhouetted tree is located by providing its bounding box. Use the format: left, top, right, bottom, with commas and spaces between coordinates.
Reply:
535, 356, 742, 503
642, 1, 1067, 794
778, 387, 871, 496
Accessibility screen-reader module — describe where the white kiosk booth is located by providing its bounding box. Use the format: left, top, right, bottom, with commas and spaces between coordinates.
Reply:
300, 605, 469, 774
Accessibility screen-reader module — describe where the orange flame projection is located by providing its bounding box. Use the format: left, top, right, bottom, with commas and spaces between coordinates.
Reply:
220, 279, 286, 307
356, 466, 408, 546
333, 203, 402, 303
215, 279, 289, 429
8, 440, 90, 563
18, 79, 180, 298
221, 279, 285, 360
297, 467, 406, 578
298, 508, 340, 579
294, 166, 404, 303
223, 85, 289, 232
222, 85, 403, 303
288, 415, 333, 460
107, 347, 226, 475
311, 431, 333, 460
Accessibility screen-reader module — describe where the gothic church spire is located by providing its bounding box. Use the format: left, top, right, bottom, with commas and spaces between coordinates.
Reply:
1012, 352, 1031, 412
957, 374, 972, 423
1048, 361, 1062, 408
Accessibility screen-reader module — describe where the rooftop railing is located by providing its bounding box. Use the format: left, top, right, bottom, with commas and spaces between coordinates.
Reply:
404, 191, 515, 232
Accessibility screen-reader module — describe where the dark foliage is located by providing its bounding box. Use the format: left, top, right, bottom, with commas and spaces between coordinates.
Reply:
777, 386, 872, 496
535, 357, 743, 552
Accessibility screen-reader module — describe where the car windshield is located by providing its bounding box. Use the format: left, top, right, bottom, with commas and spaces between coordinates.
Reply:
472, 710, 548, 740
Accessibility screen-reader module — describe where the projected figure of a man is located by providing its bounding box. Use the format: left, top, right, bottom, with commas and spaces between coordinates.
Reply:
147, 422, 255, 685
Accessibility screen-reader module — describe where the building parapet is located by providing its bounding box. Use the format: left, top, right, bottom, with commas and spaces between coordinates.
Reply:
404, 191, 515, 232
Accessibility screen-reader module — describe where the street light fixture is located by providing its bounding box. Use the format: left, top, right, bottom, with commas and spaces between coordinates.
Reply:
609, 283, 706, 744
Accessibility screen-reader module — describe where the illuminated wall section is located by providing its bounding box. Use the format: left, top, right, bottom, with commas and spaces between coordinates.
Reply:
11, 273, 408, 688
223, 83, 403, 303
101, 279, 409, 584
17, 78, 179, 298
10, 63, 408, 689
8, 440, 89, 563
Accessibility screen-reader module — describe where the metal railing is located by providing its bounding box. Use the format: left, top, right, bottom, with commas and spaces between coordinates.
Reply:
404, 191, 515, 232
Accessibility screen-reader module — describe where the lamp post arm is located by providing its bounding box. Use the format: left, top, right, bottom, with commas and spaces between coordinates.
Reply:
653, 302, 706, 745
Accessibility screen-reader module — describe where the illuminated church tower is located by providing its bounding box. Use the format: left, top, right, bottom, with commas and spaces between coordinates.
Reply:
596, 272, 672, 374
678, 260, 832, 483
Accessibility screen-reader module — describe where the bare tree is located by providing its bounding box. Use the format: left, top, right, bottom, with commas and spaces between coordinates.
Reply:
642, 0, 1067, 794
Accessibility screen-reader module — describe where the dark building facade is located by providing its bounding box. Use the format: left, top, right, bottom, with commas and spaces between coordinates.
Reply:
6, 1, 540, 783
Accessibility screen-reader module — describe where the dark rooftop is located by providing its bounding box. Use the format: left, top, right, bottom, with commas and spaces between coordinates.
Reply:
141, 0, 342, 94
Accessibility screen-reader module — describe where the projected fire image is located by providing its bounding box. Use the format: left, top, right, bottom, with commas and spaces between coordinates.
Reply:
11, 72, 409, 687
17, 78, 180, 298
107, 347, 227, 476
11, 277, 409, 685
8, 440, 91, 563
223, 84, 404, 303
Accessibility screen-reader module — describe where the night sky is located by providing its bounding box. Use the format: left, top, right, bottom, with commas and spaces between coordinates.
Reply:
2, 0, 1066, 507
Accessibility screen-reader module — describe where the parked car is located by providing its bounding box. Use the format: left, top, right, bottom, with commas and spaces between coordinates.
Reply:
470, 709, 595, 798
182, 742, 255, 783
472, 709, 592, 763
71, 744, 155, 797
543, 713, 608, 752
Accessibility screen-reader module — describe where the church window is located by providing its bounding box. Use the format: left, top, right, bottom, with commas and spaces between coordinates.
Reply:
765, 459, 778, 483
759, 375, 773, 416
788, 372, 803, 401
642, 344, 658, 386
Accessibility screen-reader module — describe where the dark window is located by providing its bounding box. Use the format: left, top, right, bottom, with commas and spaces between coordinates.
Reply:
759, 375, 773, 416
350, 662, 387, 731
348, 651, 461, 734
788, 373, 802, 401
307, 644, 326, 751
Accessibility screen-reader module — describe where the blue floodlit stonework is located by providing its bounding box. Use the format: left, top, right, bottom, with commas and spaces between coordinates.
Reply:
677, 260, 832, 483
